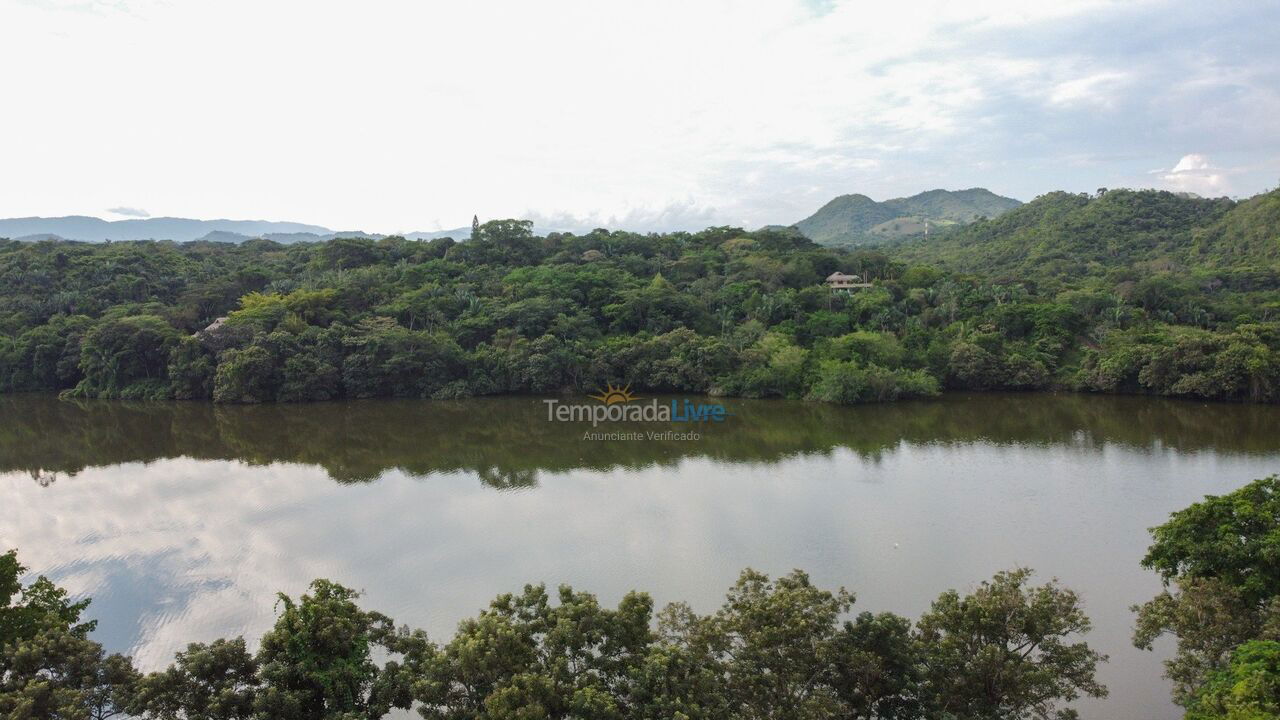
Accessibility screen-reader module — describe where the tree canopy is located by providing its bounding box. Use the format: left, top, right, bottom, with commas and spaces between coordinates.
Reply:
2, 188, 1279, 406
1135, 475, 1280, 711
2, 550, 1106, 720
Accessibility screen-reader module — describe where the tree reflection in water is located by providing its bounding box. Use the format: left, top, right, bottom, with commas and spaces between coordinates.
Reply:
3, 392, 1278, 487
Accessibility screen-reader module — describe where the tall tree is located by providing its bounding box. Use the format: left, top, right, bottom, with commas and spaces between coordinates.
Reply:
1, 549, 138, 719
1135, 475, 1280, 707
252, 580, 424, 720
915, 568, 1107, 720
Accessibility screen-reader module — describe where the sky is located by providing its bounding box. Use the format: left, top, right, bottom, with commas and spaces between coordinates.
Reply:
2, 0, 1278, 234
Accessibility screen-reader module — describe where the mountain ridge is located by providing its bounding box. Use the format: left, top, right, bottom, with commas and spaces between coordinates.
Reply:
794, 188, 1023, 247
887, 188, 1276, 283
0, 215, 475, 244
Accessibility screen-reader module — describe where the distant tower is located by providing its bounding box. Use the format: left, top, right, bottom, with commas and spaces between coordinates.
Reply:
471, 215, 480, 239
924, 219, 929, 237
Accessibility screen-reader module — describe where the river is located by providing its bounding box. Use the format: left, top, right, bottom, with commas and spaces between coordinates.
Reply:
3, 391, 1279, 718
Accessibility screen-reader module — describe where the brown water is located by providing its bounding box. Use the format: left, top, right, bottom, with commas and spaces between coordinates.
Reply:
4, 391, 1280, 718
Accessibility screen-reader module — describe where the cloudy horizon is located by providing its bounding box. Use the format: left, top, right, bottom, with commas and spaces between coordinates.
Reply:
2, 0, 1277, 234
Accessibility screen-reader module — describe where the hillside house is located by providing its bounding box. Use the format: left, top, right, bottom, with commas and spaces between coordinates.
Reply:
825, 272, 873, 291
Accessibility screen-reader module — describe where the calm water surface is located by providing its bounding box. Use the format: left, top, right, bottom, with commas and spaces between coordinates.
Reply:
4, 392, 1280, 719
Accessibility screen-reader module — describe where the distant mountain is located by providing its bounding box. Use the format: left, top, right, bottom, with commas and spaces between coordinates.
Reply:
0, 215, 498, 244
405, 228, 473, 241
192, 229, 478, 244
195, 230, 258, 244
258, 232, 332, 244
794, 188, 1022, 247
0, 216, 332, 243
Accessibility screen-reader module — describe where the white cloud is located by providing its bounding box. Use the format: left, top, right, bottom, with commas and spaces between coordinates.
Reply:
106, 206, 149, 218
1157, 153, 1230, 196
1047, 71, 1130, 108
1171, 153, 1210, 172
526, 200, 723, 235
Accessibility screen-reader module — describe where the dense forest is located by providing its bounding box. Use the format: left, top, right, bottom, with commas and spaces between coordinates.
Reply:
7, 476, 1278, 719
1, 187, 1278, 405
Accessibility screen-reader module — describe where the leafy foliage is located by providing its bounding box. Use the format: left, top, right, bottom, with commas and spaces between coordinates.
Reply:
1142, 476, 1280, 605
2, 188, 1279, 406
1186, 640, 1280, 720
916, 568, 1107, 720
2, 550, 1105, 720
1135, 476, 1280, 710
1, 549, 138, 719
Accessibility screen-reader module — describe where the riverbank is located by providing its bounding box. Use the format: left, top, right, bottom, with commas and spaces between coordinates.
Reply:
7, 391, 1279, 718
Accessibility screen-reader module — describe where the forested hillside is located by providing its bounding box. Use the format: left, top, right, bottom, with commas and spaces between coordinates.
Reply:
1191, 187, 1280, 267
794, 188, 1021, 246
1, 188, 1278, 405
892, 189, 1251, 280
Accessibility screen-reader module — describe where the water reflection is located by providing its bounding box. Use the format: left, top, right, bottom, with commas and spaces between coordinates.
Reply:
3, 392, 1280, 720
4, 392, 1278, 484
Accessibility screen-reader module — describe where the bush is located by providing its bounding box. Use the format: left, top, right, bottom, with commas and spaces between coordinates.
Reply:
213, 346, 278, 403
808, 360, 940, 404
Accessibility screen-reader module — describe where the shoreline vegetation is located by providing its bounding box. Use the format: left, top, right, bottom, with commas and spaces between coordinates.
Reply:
0, 557, 1110, 720
6, 476, 1279, 719
1, 188, 1278, 406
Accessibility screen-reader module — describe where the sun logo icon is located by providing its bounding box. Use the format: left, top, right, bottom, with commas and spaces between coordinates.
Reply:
589, 383, 639, 405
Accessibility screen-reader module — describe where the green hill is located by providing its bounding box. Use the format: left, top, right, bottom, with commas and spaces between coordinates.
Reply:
888, 188, 1273, 285
1191, 188, 1280, 268
795, 188, 1021, 247
888, 188, 1022, 223
794, 193, 898, 244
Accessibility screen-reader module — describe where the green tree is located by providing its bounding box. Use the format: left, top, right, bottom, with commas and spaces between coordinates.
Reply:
829, 611, 922, 719
167, 337, 216, 400
128, 638, 259, 720
1135, 476, 1280, 707
915, 568, 1107, 719
1142, 475, 1280, 606
1186, 640, 1280, 720
213, 346, 278, 404
1133, 578, 1279, 706
253, 580, 419, 720
666, 569, 852, 720
72, 315, 181, 399
415, 584, 653, 720
1, 549, 138, 720
2, 549, 94, 642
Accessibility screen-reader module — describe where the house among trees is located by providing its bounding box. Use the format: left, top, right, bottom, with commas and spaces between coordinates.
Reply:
825, 271, 873, 291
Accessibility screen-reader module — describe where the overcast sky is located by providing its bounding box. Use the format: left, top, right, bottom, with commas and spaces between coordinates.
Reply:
2, 0, 1277, 233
